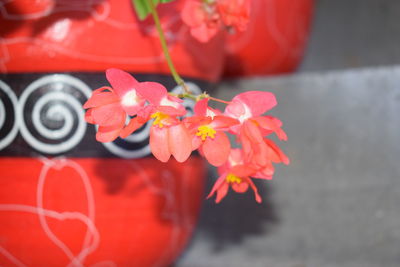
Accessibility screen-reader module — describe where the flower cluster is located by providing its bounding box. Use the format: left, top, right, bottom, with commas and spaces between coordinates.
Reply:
181, 0, 250, 42
84, 68, 289, 203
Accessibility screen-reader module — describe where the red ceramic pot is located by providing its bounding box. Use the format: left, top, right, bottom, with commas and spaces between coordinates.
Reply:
0, 157, 205, 266
0, 0, 219, 266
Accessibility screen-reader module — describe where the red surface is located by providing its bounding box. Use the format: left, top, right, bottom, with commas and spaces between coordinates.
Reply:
0, 157, 205, 266
0, 0, 225, 81
223, 0, 314, 77
0, 0, 314, 80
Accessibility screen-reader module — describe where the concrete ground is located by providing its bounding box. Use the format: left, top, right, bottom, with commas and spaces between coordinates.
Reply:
176, 0, 400, 266
301, 0, 400, 72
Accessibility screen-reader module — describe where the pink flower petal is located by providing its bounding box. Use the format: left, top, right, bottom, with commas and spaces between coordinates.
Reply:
256, 116, 283, 127
182, 0, 221, 43
83, 89, 119, 109
210, 115, 239, 129
194, 98, 209, 116
253, 161, 275, 179
96, 126, 121, 143
181, 0, 202, 27
185, 116, 211, 131
228, 148, 244, 165
207, 173, 227, 199
157, 106, 186, 117
88, 86, 114, 97
191, 135, 202, 150
190, 24, 219, 43
243, 120, 263, 143
121, 97, 146, 116
216, 183, 229, 203
241, 121, 268, 166
217, 0, 250, 31
247, 178, 262, 203
158, 95, 186, 116
255, 116, 287, 141
167, 94, 184, 103
230, 165, 258, 177
137, 105, 154, 121
239, 130, 253, 161
85, 109, 95, 124
106, 68, 140, 98
225, 100, 245, 118
135, 82, 168, 105
232, 181, 249, 193
168, 124, 192, 162
233, 91, 277, 117
150, 126, 171, 162
91, 103, 126, 127
193, 99, 223, 118
217, 163, 230, 176
265, 138, 290, 165
203, 132, 230, 166
120, 117, 147, 138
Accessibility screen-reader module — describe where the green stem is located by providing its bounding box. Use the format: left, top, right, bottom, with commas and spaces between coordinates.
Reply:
208, 96, 231, 104
148, 0, 190, 93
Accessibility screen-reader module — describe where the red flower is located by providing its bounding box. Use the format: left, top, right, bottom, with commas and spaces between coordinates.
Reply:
216, 0, 250, 32
181, 0, 250, 42
83, 68, 146, 142
83, 69, 290, 204
207, 149, 267, 203
129, 81, 193, 163
225, 91, 277, 126
149, 113, 192, 163
225, 91, 288, 167
181, 0, 221, 43
186, 99, 238, 166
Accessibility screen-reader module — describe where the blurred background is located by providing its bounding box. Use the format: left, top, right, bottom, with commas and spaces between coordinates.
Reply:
176, 0, 400, 266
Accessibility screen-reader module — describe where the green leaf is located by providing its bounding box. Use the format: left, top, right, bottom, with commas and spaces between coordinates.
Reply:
132, 0, 158, 20
132, 0, 176, 20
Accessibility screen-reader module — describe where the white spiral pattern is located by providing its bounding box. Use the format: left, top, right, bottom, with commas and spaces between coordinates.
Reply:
101, 82, 202, 158
1, 76, 205, 157
0, 96, 5, 130
0, 80, 19, 150
17, 74, 92, 154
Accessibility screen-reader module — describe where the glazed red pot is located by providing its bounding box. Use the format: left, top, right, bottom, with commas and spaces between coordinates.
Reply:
0, 157, 205, 266
0, 0, 218, 266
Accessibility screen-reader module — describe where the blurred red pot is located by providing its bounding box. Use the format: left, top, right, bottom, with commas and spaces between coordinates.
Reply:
223, 0, 314, 77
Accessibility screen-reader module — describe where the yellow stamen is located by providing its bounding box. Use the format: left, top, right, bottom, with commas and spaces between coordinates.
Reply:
151, 111, 169, 128
196, 125, 216, 141
226, 173, 242, 184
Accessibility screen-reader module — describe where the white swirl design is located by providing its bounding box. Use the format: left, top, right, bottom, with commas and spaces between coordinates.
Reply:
102, 141, 151, 159
0, 95, 5, 130
1, 75, 205, 157
0, 80, 19, 150
101, 82, 202, 158
123, 120, 151, 143
17, 74, 92, 154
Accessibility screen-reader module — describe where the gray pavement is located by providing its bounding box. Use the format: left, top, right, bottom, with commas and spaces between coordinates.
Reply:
176, 1, 400, 266
300, 0, 400, 72
176, 66, 400, 267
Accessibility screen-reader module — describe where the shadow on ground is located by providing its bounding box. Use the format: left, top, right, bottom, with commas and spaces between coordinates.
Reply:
188, 166, 280, 252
